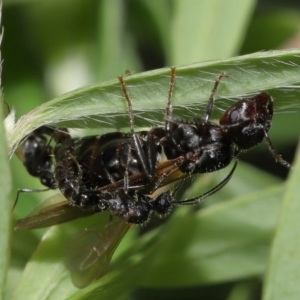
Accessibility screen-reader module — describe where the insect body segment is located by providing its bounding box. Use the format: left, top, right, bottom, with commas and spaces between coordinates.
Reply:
156, 68, 290, 176
220, 92, 291, 168
220, 92, 273, 149
21, 128, 55, 189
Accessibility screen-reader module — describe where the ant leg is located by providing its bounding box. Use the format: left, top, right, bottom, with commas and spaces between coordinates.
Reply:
51, 128, 71, 145
33, 126, 71, 144
13, 188, 50, 210
151, 161, 237, 216
204, 73, 228, 123
55, 151, 84, 193
264, 131, 292, 169
165, 67, 176, 134
222, 121, 293, 169
173, 160, 238, 206
118, 76, 150, 191
148, 68, 176, 138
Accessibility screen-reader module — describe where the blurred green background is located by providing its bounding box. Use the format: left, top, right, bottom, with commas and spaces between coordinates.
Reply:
3, 0, 300, 299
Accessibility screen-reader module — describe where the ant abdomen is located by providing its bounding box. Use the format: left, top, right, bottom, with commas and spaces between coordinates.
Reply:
55, 154, 107, 208
55, 157, 80, 198
54, 156, 87, 206
22, 130, 56, 189
220, 92, 273, 150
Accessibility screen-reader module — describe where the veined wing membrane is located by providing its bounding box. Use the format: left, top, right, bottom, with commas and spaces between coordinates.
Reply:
64, 218, 131, 288
15, 157, 186, 232
15, 193, 100, 231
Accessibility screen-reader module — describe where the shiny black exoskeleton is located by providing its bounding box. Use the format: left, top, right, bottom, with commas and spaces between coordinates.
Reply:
18, 75, 164, 218
106, 159, 237, 224
20, 126, 163, 210
54, 130, 162, 209
21, 128, 54, 187
152, 68, 291, 177
20, 126, 70, 189
52, 70, 167, 207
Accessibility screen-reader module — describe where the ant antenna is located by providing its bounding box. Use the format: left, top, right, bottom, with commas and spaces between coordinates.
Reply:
173, 160, 238, 206
13, 188, 50, 211
165, 67, 176, 134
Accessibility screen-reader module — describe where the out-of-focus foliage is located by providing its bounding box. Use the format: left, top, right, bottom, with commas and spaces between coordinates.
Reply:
2, 0, 300, 299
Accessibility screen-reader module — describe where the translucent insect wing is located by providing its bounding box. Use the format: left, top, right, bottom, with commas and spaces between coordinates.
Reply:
64, 218, 131, 288
15, 193, 99, 231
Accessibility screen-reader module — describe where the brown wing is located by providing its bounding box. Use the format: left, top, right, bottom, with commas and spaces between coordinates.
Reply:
15, 193, 100, 231
64, 218, 131, 288
98, 157, 187, 193
15, 157, 186, 231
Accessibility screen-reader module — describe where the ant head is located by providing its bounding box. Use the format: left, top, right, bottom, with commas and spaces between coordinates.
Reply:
220, 92, 273, 150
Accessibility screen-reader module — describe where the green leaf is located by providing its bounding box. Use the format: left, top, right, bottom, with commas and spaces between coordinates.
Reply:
11, 214, 107, 300
0, 106, 12, 297
7, 49, 300, 157
12, 225, 77, 300
263, 143, 300, 300
182, 161, 281, 202
140, 185, 284, 287
11, 212, 141, 300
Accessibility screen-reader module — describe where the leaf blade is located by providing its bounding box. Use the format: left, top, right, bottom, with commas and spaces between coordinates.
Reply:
8, 49, 300, 157
263, 143, 300, 300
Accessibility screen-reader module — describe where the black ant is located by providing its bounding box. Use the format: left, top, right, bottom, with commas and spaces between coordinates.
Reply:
151, 68, 291, 182
18, 126, 70, 189
98, 67, 291, 195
